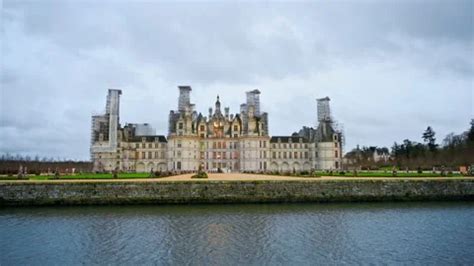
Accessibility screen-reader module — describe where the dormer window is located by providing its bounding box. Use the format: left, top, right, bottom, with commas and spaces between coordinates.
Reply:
179, 123, 184, 130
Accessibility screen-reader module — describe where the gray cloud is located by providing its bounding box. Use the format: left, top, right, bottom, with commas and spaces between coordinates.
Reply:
1, 0, 472, 160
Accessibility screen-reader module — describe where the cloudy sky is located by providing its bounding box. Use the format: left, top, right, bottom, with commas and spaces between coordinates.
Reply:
1, 0, 473, 160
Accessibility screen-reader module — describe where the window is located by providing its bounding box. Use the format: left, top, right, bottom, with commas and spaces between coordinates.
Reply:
200, 125, 205, 131
200, 133, 205, 138
283, 152, 287, 159
305, 152, 308, 159
148, 143, 152, 148
234, 134, 238, 138
294, 152, 298, 159
155, 152, 159, 158
148, 151, 152, 159
179, 123, 183, 130
177, 161, 181, 170
335, 142, 338, 148
273, 152, 276, 159
234, 125, 238, 131
177, 141, 182, 148
335, 150, 338, 158
142, 152, 145, 159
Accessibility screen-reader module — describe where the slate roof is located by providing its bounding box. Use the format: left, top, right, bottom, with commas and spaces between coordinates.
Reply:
270, 136, 309, 143
128, 135, 168, 143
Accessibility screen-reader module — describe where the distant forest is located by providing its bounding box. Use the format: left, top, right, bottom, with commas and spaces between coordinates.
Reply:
345, 119, 474, 170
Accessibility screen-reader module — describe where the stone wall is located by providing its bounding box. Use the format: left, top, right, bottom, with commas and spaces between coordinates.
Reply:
1, 179, 473, 206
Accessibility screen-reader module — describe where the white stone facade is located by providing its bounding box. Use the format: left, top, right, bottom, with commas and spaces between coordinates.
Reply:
91, 87, 343, 173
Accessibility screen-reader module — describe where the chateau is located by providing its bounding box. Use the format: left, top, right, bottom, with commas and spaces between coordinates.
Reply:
91, 87, 343, 173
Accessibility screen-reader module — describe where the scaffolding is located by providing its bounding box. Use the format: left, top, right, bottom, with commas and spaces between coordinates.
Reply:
90, 89, 122, 159
178, 86, 192, 112
246, 89, 261, 116
316, 97, 331, 122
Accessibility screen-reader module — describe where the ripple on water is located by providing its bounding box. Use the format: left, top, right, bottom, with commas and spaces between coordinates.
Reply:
1, 202, 473, 265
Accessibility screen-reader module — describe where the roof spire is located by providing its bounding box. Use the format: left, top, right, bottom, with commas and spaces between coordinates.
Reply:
215, 95, 221, 114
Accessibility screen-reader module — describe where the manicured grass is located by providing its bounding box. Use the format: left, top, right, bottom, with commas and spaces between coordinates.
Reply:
0, 173, 156, 180
312, 171, 463, 178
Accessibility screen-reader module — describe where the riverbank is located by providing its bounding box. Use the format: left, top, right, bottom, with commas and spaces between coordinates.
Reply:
1, 174, 473, 206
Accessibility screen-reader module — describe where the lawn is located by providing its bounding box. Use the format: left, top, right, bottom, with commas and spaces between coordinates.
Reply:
312, 171, 464, 178
0, 173, 155, 180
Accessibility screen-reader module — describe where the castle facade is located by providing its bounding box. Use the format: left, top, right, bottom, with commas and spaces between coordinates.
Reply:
91, 87, 342, 173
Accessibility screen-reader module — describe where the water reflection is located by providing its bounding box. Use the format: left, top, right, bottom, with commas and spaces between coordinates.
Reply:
1, 202, 473, 265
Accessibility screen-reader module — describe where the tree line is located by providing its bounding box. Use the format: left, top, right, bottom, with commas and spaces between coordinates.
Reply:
0, 154, 92, 175
345, 119, 474, 170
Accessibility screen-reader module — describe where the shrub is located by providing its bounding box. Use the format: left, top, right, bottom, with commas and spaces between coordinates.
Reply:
339, 171, 346, 176
192, 171, 208, 179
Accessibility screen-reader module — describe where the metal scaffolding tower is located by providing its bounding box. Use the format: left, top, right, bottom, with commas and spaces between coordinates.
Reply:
246, 89, 261, 116
317, 97, 331, 122
178, 86, 192, 112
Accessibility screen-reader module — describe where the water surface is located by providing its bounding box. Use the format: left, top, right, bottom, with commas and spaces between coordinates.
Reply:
1, 202, 473, 265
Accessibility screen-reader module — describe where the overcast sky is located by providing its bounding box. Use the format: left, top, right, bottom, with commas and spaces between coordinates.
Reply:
1, 0, 473, 160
